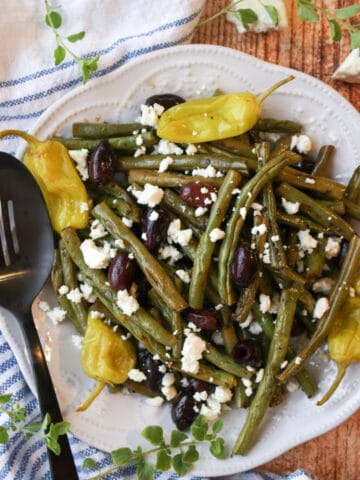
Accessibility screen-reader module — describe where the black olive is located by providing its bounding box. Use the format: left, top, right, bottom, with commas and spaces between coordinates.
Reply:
179, 182, 217, 208
89, 139, 116, 184
185, 308, 221, 332
107, 253, 136, 291
145, 93, 186, 111
171, 391, 198, 431
137, 349, 163, 394
230, 244, 258, 288
232, 339, 262, 367
141, 206, 170, 252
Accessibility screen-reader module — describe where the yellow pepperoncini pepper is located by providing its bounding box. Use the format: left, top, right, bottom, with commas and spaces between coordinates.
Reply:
0, 130, 89, 233
76, 311, 136, 411
317, 273, 360, 405
157, 76, 294, 143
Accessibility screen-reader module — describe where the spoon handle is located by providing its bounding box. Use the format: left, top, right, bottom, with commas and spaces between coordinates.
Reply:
19, 309, 79, 480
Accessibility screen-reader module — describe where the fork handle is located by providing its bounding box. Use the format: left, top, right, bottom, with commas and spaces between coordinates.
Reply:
20, 309, 79, 480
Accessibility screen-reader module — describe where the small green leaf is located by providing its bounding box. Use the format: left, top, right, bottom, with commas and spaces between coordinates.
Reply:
296, 0, 319, 22
191, 425, 207, 441
0, 394, 12, 405
212, 419, 224, 434
142, 425, 164, 446
45, 11, 62, 29
234, 8, 258, 30
136, 462, 155, 480
328, 19, 342, 42
156, 449, 173, 471
82, 457, 99, 470
54, 45, 66, 66
0, 426, 9, 444
173, 453, 191, 477
335, 5, 360, 19
26, 421, 43, 434
50, 421, 71, 437
46, 437, 61, 456
350, 30, 360, 49
209, 438, 227, 460
67, 31, 86, 43
79, 56, 99, 84
183, 445, 199, 464
111, 447, 134, 466
41, 413, 51, 431
265, 5, 279, 26
170, 429, 188, 447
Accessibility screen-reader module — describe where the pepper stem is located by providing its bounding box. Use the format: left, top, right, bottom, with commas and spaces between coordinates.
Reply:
316, 363, 347, 406
76, 381, 106, 412
257, 76, 294, 104
0, 129, 38, 145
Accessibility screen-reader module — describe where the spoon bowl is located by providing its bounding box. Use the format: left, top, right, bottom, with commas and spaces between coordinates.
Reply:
0, 151, 78, 479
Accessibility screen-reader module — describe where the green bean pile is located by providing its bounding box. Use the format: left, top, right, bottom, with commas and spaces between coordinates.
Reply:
51, 106, 360, 455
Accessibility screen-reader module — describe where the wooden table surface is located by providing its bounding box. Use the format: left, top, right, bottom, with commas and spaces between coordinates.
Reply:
193, 2, 360, 479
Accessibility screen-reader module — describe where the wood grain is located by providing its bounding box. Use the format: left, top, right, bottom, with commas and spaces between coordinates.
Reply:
192, 2, 360, 479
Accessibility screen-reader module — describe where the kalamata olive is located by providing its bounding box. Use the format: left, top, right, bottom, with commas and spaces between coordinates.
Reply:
188, 379, 215, 395
141, 206, 170, 252
171, 391, 198, 431
230, 244, 257, 288
179, 182, 217, 208
89, 139, 115, 184
232, 339, 261, 367
107, 253, 136, 291
137, 349, 163, 393
145, 93, 186, 111
185, 308, 221, 332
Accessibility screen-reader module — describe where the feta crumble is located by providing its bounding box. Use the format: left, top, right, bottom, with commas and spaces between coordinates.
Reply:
80, 239, 112, 269
158, 156, 174, 173
158, 245, 183, 265
281, 197, 300, 215
132, 184, 164, 207
47, 307, 67, 325
139, 103, 164, 127
66, 288, 83, 304
175, 269, 191, 283
146, 396, 164, 407
89, 219, 107, 240
209, 228, 225, 242
128, 368, 146, 382
116, 289, 139, 316
68, 148, 89, 181
290, 134, 312, 155
297, 229, 318, 254
181, 332, 206, 374
154, 139, 183, 155
259, 293, 271, 314
325, 236, 341, 259
313, 297, 330, 319
192, 165, 217, 178
332, 48, 360, 84
226, 0, 288, 33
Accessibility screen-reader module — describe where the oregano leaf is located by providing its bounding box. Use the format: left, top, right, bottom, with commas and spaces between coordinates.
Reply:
137, 461, 155, 480
170, 429, 188, 447
265, 5, 279, 26
111, 447, 134, 466
80, 56, 99, 84
156, 449, 173, 471
234, 8, 258, 30
26, 421, 43, 434
45, 10, 62, 29
82, 457, 99, 470
296, 0, 319, 22
50, 421, 71, 437
212, 419, 224, 434
173, 453, 191, 477
335, 5, 360, 19
0, 426, 9, 444
183, 445, 199, 464
0, 394, 12, 405
328, 19, 342, 42
141, 425, 164, 446
46, 436, 61, 455
67, 31, 86, 43
350, 30, 360, 49
209, 438, 227, 460
54, 45, 66, 66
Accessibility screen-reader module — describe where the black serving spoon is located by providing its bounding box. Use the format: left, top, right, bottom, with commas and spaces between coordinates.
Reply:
0, 152, 78, 479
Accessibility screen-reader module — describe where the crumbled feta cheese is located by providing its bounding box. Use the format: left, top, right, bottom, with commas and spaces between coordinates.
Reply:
134, 146, 146, 158
332, 48, 360, 84
281, 197, 300, 215
158, 364, 167, 374
116, 289, 139, 316
158, 245, 183, 265
214, 386, 232, 403
280, 360, 288, 370
149, 210, 159, 222
251, 223, 268, 236
295, 356, 302, 365
240, 312, 254, 329
72, 334, 83, 348
139, 103, 164, 127
122, 217, 133, 228
325, 236, 341, 259
90, 219, 107, 240
286, 378, 300, 393
248, 320, 263, 335
80, 239, 112, 269
146, 396, 164, 407
255, 368, 265, 383
47, 307, 67, 325
167, 219, 192, 246
154, 139, 183, 155
226, 0, 288, 33
211, 331, 224, 346
128, 368, 146, 382
240, 207, 247, 220
194, 390, 208, 402
80, 202, 89, 213
181, 331, 206, 374
195, 206, 208, 217
312, 277, 334, 295
271, 235, 280, 242
209, 228, 225, 242
114, 238, 126, 249
58, 284, 69, 296
313, 297, 330, 319
38, 300, 50, 312
79, 282, 97, 303
290, 134, 312, 155
200, 395, 221, 421
245, 386, 253, 397
68, 148, 89, 180
297, 229, 318, 254
132, 184, 164, 207
135, 134, 143, 146
192, 165, 217, 178
186, 144, 198, 155
176, 269, 191, 283
158, 156, 174, 173
305, 177, 316, 184
259, 293, 271, 314
162, 372, 175, 387
66, 288, 83, 304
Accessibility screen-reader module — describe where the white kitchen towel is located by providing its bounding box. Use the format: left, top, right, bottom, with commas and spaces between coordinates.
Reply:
0, 1, 315, 479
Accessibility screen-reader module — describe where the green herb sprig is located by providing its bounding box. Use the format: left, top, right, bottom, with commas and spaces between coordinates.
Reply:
0, 393, 70, 455
83, 415, 228, 480
44, 0, 100, 84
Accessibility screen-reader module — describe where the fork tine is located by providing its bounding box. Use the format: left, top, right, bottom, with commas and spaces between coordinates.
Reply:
0, 199, 11, 266
7, 200, 20, 255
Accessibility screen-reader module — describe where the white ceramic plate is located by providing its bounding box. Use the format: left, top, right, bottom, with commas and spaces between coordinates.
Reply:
3, 45, 360, 476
